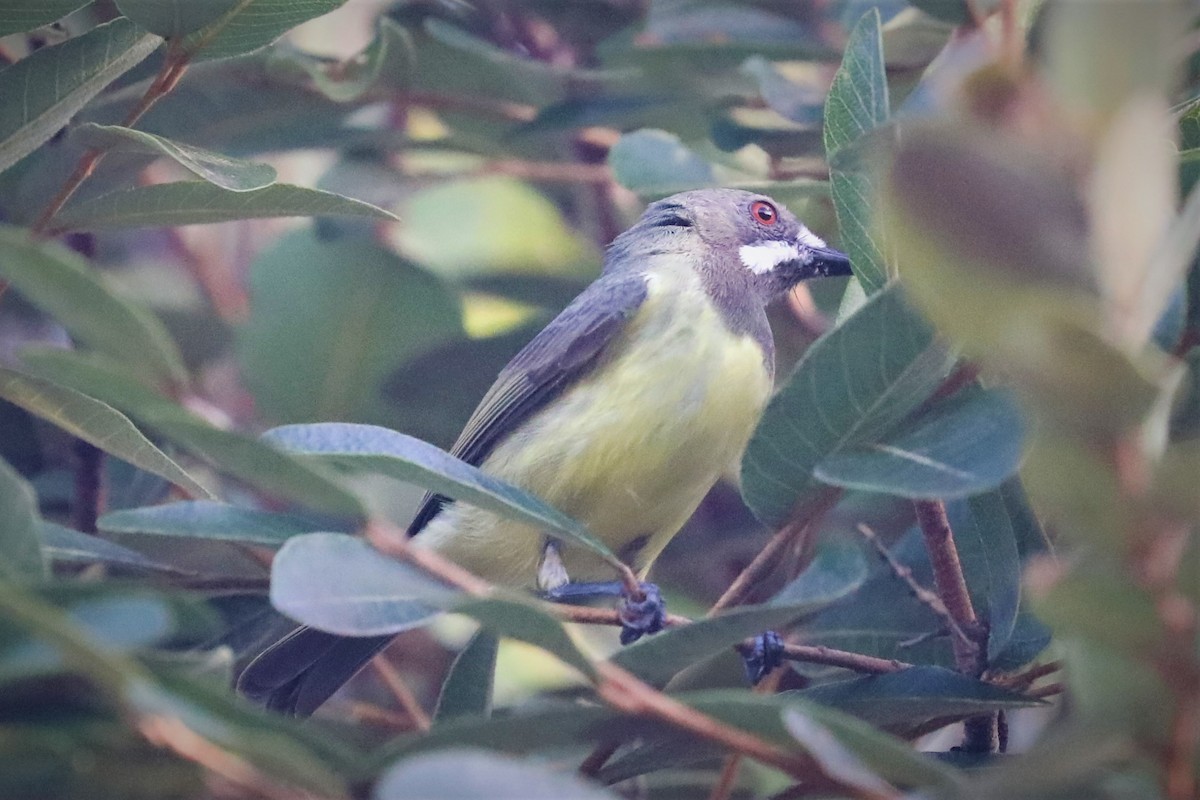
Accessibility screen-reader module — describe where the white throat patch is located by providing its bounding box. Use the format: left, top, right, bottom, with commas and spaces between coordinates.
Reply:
739, 240, 805, 275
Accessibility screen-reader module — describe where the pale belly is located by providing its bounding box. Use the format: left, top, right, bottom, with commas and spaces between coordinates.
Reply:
414, 275, 773, 587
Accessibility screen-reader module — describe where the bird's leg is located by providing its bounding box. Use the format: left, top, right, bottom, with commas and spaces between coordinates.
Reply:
537, 539, 666, 645
536, 538, 572, 593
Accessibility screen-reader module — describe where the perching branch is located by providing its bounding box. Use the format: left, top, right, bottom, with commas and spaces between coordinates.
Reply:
912, 500, 995, 753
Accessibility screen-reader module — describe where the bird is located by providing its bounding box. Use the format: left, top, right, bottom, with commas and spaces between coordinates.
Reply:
237, 188, 852, 715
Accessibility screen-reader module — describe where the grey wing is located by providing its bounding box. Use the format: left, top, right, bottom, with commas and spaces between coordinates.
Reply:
407, 272, 649, 535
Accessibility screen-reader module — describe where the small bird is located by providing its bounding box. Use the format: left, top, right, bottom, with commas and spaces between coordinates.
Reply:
238, 188, 851, 714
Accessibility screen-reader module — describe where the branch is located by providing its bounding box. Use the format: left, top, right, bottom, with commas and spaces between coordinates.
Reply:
856, 523, 972, 649
911, 500, 994, 753
371, 653, 431, 732
362, 521, 854, 786
32, 48, 191, 236
710, 488, 842, 614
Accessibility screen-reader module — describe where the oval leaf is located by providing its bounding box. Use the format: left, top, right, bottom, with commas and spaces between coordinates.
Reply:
49, 182, 398, 233
271, 532, 596, 678
114, 0, 242, 38
0, 225, 188, 387
814, 388, 1026, 499
798, 665, 1042, 727
0, 457, 45, 580
0, 367, 211, 498
181, 0, 349, 61
236, 231, 461, 424
270, 532, 454, 636
741, 285, 952, 527
433, 629, 498, 723
0, 18, 161, 175
98, 500, 320, 547
823, 8, 890, 292
72, 123, 276, 191
262, 423, 618, 566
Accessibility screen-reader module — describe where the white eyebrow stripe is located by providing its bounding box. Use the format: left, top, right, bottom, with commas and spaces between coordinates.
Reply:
797, 225, 826, 249
739, 240, 805, 274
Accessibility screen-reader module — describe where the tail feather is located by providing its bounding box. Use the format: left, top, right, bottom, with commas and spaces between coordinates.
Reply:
236, 626, 392, 716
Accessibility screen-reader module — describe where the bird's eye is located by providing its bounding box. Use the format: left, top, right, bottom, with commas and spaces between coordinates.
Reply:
750, 200, 778, 225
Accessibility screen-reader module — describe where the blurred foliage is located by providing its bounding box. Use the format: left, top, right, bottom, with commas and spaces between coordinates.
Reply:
0, 0, 1196, 798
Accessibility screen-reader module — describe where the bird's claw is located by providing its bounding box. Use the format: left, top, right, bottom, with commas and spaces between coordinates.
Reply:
742, 630, 784, 684
617, 582, 665, 645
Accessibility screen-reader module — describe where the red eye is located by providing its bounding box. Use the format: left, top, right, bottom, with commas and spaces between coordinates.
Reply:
750, 200, 777, 225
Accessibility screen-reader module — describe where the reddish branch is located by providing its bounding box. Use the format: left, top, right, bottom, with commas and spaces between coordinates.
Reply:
912, 500, 995, 752
710, 488, 843, 613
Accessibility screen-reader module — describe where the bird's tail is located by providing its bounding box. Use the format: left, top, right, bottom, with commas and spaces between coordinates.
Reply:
236, 626, 392, 716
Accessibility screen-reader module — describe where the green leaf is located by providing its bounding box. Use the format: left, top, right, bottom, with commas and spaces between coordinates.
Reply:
0, 457, 45, 580
113, 0, 241, 38
18, 349, 366, 518
236, 231, 461, 424
181, 0, 350, 62
612, 543, 866, 686
262, 422, 619, 566
373, 702, 619, 767
0, 18, 161, 175
72, 123, 276, 191
50, 181, 397, 232
741, 285, 952, 527
374, 749, 621, 800
0, 367, 212, 498
37, 521, 181, 575
781, 706, 896, 796
453, 595, 596, 680
957, 491, 1024, 662
823, 8, 890, 292
393, 177, 595, 279
799, 666, 1041, 727
608, 129, 719, 195
271, 532, 596, 679
265, 18, 395, 102
681, 691, 964, 790
434, 629, 498, 723
814, 388, 1026, 499
269, 532, 452, 636
0, 1, 91, 37
98, 501, 320, 547
0, 225, 188, 388
143, 411, 366, 519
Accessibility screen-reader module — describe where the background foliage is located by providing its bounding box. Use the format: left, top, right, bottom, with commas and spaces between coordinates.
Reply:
0, 1, 1196, 798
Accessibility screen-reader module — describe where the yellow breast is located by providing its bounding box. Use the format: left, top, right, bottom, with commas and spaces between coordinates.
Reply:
416, 269, 773, 586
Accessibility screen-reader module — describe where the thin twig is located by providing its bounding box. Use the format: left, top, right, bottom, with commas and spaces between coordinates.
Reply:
773, 643, 907, 675
32, 49, 191, 236
710, 489, 842, 614
855, 523, 972, 649
911, 501, 995, 753
553, 604, 907, 675
139, 715, 315, 800
371, 654, 432, 732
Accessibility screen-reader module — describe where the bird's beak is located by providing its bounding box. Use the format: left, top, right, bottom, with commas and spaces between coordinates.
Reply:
807, 245, 852, 278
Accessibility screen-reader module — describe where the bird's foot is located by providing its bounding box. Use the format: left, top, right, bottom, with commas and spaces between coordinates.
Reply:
541, 579, 667, 645
741, 630, 785, 685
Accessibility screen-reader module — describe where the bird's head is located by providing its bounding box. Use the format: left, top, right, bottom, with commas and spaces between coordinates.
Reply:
610, 188, 852, 303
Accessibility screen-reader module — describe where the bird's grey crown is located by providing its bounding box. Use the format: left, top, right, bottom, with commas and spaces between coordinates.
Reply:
604, 188, 826, 378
